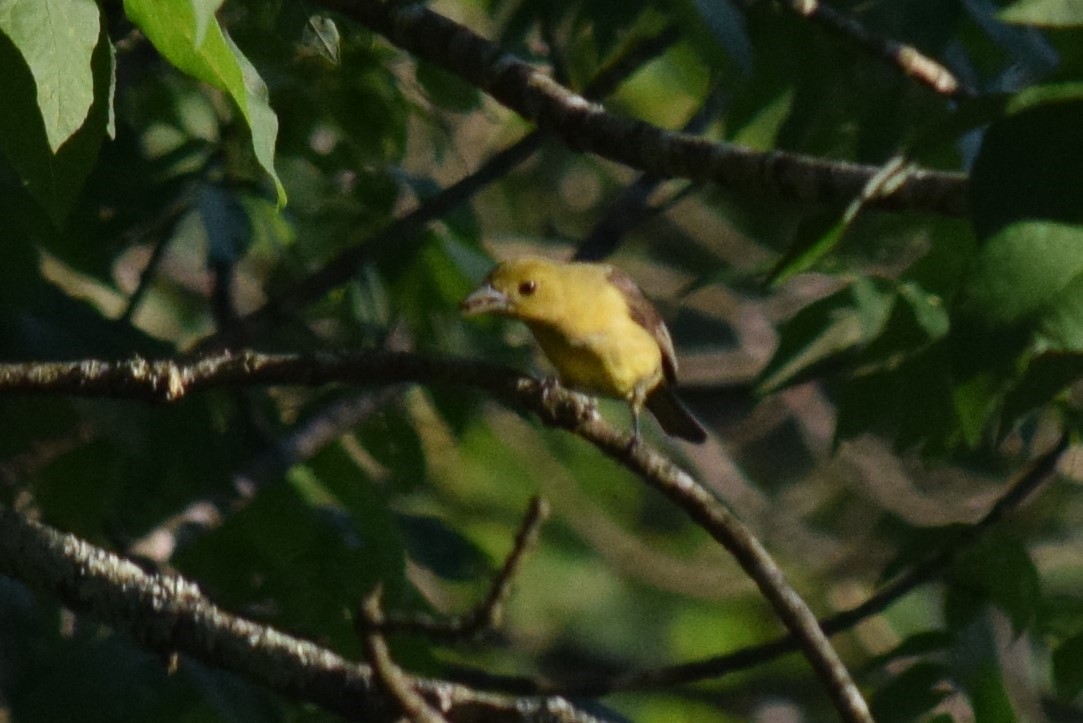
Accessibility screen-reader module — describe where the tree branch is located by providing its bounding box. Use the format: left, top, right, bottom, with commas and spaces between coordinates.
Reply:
449, 430, 1070, 696
0, 349, 871, 722
776, 0, 975, 98
378, 496, 550, 639
0, 504, 600, 723
314, 0, 967, 215
359, 586, 450, 723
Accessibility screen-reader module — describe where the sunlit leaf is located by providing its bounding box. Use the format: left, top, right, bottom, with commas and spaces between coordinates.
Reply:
0, 15, 113, 224
123, 0, 286, 205
999, 0, 1083, 27
191, 0, 225, 45
963, 220, 1083, 327
0, 0, 101, 152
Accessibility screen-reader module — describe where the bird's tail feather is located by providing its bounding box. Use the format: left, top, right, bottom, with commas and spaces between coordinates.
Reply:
646, 386, 707, 444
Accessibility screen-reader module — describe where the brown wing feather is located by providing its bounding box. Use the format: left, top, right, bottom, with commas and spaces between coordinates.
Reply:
606, 267, 678, 383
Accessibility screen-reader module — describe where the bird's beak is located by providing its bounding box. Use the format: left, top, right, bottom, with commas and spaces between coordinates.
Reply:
461, 283, 511, 316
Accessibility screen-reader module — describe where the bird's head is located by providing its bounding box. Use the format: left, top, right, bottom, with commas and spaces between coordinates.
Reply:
460, 256, 564, 324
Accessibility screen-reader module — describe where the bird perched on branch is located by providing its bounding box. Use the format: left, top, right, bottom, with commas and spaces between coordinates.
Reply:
461, 255, 707, 444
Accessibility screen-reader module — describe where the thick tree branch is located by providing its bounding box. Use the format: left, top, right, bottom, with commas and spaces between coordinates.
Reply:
314, 0, 967, 215
0, 350, 871, 722
0, 504, 599, 723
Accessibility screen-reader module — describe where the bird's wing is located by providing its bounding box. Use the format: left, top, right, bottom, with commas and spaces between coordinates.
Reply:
606, 266, 679, 383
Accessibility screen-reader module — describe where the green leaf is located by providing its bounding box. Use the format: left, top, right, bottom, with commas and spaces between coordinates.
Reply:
768, 216, 847, 285
191, 0, 225, 45
966, 662, 1018, 723
396, 513, 490, 582
952, 371, 1002, 448
948, 533, 1041, 633
757, 278, 893, 392
0, 0, 101, 152
354, 410, 427, 491
854, 281, 950, 367
299, 14, 341, 65
877, 522, 967, 585
1002, 351, 1083, 428
966, 101, 1083, 336
1053, 631, 1083, 699
1006, 82, 1083, 116
834, 343, 957, 450
1042, 271, 1083, 349
963, 220, 1083, 328
416, 61, 481, 114
175, 471, 401, 651
999, 0, 1083, 27
123, 0, 286, 206
0, 13, 113, 225
904, 218, 978, 301
870, 662, 951, 723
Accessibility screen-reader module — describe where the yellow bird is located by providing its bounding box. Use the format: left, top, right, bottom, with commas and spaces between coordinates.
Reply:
461, 255, 707, 444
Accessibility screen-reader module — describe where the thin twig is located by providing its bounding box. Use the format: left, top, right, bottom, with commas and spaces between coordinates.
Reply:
359, 586, 450, 723
120, 193, 193, 323
777, 0, 976, 99
379, 496, 550, 639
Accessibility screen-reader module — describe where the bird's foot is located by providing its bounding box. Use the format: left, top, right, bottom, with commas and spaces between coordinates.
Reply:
539, 378, 598, 426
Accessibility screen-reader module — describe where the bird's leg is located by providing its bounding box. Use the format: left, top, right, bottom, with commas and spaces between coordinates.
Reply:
627, 385, 648, 449
630, 404, 642, 449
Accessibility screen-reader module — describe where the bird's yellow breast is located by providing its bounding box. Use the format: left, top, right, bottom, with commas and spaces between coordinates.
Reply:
525, 279, 664, 400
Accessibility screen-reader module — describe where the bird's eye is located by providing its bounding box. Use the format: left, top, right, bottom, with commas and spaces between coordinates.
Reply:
518, 280, 537, 296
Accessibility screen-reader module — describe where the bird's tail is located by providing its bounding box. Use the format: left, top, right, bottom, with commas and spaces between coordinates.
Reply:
646, 386, 707, 444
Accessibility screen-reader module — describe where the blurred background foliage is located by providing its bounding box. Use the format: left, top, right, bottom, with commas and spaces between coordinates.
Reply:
1, 0, 1083, 721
